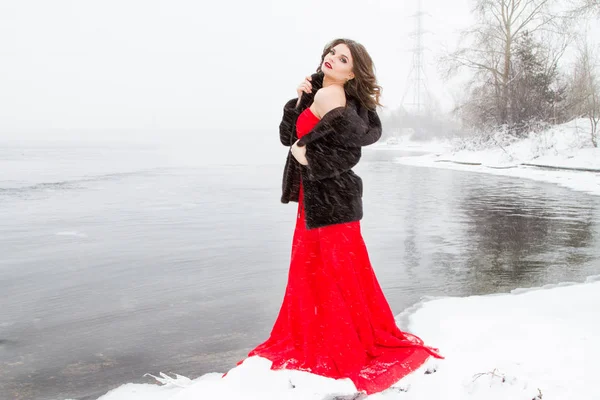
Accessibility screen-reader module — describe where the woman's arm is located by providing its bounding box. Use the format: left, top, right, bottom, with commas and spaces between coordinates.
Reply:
279, 76, 316, 146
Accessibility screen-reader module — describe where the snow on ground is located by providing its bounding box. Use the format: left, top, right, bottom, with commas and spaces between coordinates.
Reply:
390, 118, 600, 197
85, 119, 600, 400
394, 276, 600, 400
92, 277, 600, 400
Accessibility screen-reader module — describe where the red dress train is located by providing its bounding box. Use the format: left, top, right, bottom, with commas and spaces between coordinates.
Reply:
247, 107, 442, 394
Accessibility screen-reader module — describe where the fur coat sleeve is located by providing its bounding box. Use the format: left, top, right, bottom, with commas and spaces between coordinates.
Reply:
279, 98, 301, 146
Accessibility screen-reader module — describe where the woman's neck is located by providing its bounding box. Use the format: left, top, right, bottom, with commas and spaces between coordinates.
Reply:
322, 74, 345, 89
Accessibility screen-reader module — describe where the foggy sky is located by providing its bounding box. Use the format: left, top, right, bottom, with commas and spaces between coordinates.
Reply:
1, 0, 477, 142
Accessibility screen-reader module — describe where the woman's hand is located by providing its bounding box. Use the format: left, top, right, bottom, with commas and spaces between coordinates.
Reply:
291, 140, 308, 165
296, 76, 312, 106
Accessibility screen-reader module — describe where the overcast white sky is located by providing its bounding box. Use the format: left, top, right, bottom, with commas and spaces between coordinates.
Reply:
2, 0, 598, 151
0, 0, 477, 141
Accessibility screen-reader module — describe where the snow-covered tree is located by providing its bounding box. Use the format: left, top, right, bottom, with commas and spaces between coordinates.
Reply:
508, 31, 567, 134
443, 0, 569, 134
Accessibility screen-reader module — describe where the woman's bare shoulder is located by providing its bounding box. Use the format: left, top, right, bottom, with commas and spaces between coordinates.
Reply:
312, 85, 346, 117
315, 85, 345, 101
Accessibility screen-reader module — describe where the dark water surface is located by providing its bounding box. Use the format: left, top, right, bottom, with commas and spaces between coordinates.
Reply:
1, 159, 600, 400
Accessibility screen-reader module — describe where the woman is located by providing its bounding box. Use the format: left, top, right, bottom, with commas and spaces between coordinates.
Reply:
246, 38, 442, 395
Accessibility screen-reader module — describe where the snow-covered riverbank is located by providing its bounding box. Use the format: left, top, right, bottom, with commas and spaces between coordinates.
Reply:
390, 118, 600, 197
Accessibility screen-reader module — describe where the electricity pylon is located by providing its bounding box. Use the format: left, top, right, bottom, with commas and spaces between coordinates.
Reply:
401, 0, 432, 116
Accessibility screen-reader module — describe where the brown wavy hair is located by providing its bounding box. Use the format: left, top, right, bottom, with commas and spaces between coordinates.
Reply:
316, 38, 382, 110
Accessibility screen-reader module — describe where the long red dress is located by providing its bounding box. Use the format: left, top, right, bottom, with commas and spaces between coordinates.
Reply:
247, 107, 442, 394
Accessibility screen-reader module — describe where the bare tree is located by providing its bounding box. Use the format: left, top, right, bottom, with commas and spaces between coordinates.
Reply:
568, 39, 600, 146
442, 0, 567, 131
569, 0, 600, 17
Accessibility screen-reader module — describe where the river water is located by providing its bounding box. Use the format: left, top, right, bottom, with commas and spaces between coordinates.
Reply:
1, 144, 599, 400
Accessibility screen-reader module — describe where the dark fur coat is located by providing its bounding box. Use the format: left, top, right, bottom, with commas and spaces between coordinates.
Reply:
279, 72, 382, 229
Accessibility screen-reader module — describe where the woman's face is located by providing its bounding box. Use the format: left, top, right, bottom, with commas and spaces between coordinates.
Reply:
321, 43, 354, 83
